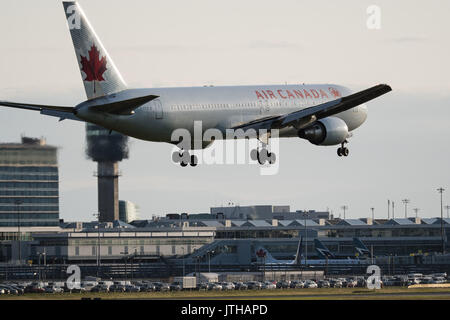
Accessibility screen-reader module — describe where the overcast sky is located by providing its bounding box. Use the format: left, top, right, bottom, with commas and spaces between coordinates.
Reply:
0, 0, 449, 221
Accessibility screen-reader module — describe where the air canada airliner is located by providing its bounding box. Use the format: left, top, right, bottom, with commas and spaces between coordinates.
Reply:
0, 2, 391, 167
255, 237, 371, 266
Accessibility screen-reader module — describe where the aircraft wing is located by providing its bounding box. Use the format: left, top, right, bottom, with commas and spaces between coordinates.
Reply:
0, 101, 79, 121
232, 84, 391, 131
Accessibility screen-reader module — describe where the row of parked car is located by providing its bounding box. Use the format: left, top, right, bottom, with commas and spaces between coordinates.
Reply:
382, 273, 448, 287
1, 273, 447, 295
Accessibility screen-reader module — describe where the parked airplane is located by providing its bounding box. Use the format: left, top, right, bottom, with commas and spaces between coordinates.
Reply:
309, 238, 369, 265
353, 237, 372, 258
255, 238, 303, 265
0, 2, 391, 166
255, 237, 370, 266
314, 238, 336, 259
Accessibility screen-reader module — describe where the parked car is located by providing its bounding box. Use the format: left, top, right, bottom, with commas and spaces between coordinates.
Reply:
304, 280, 318, 288
318, 280, 330, 288
0, 285, 20, 295
433, 277, 447, 284
289, 280, 304, 289
140, 283, 156, 292
246, 281, 263, 290
170, 283, 182, 291
263, 281, 277, 289
44, 286, 63, 294
196, 282, 209, 290
276, 281, 290, 289
109, 284, 126, 292
25, 284, 46, 293
220, 282, 235, 290
125, 285, 140, 292
153, 282, 170, 292
69, 286, 87, 293
346, 278, 358, 288
233, 282, 248, 290
356, 277, 366, 287
207, 283, 222, 291
329, 279, 343, 288
91, 284, 109, 293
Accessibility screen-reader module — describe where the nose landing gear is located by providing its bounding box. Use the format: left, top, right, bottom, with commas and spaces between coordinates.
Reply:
337, 141, 349, 157
250, 148, 276, 165
172, 150, 198, 167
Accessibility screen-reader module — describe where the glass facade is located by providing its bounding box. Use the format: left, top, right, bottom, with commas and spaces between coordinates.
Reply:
0, 138, 59, 227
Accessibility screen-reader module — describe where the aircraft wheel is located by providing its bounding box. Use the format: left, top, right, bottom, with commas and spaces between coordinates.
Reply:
257, 149, 267, 165
172, 151, 183, 163
268, 152, 276, 164
337, 148, 343, 157
190, 155, 198, 167
250, 149, 258, 161
342, 147, 349, 157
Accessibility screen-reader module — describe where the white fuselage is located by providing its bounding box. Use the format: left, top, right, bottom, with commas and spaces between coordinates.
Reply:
76, 84, 368, 148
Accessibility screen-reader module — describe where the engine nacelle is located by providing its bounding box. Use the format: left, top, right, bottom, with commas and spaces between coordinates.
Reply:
298, 117, 349, 146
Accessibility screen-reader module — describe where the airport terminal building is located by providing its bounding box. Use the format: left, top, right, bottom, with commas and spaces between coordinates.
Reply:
23, 206, 450, 268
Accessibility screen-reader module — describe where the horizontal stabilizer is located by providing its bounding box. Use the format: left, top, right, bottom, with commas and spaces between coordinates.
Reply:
0, 101, 73, 113
87, 94, 159, 115
0, 101, 78, 121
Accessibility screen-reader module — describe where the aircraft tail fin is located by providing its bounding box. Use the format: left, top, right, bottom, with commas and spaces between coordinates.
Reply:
353, 237, 371, 258
294, 237, 303, 265
314, 239, 335, 259
255, 246, 278, 263
63, 2, 127, 100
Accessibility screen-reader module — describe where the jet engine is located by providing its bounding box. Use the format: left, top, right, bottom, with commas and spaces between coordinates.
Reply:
297, 117, 349, 146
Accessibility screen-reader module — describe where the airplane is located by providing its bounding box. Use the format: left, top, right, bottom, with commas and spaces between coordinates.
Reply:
255, 237, 369, 266
308, 238, 370, 265
255, 238, 303, 265
353, 237, 372, 258
314, 238, 336, 259
0, 2, 392, 167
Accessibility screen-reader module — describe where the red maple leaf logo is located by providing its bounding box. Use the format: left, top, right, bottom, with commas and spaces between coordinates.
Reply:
80, 45, 107, 93
256, 249, 267, 258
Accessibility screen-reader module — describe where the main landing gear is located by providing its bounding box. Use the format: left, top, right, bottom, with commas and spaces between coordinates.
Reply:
337, 141, 349, 157
172, 150, 198, 167
250, 146, 276, 165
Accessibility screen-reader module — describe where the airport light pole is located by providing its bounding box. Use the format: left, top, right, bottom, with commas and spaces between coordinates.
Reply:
392, 201, 395, 219
15, 199, 23, 264
413, 208, 420, 218
437, 188, 445, 254
402, 199, 410, 218
370, 207, 375, 221
303, 211, 308, 268
93, 213, 101, 277
445, 205, 450, 219
182, 247, 185, 277
388, 200, 390, 219
208, 250, 214, 273
341, 206, 348, 220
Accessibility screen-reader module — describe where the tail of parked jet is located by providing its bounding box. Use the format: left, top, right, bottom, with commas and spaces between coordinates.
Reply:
353, 237, 371, 258
314, 239, 335, 259
63, 1, 127, 99
255, 238, 303, 265
255, 246, 278, 264
294, 237, 303, 265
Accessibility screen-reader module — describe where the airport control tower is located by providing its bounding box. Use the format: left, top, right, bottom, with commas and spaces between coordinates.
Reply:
86, 123, 129, 222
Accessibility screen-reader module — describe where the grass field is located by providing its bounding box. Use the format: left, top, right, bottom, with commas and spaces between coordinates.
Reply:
2, 287, 450, 300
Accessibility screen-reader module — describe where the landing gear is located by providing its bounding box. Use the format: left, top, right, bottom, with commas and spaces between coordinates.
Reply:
337, 141, 349, 157
250, 137, 277, 165
172, 150, 198, 167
